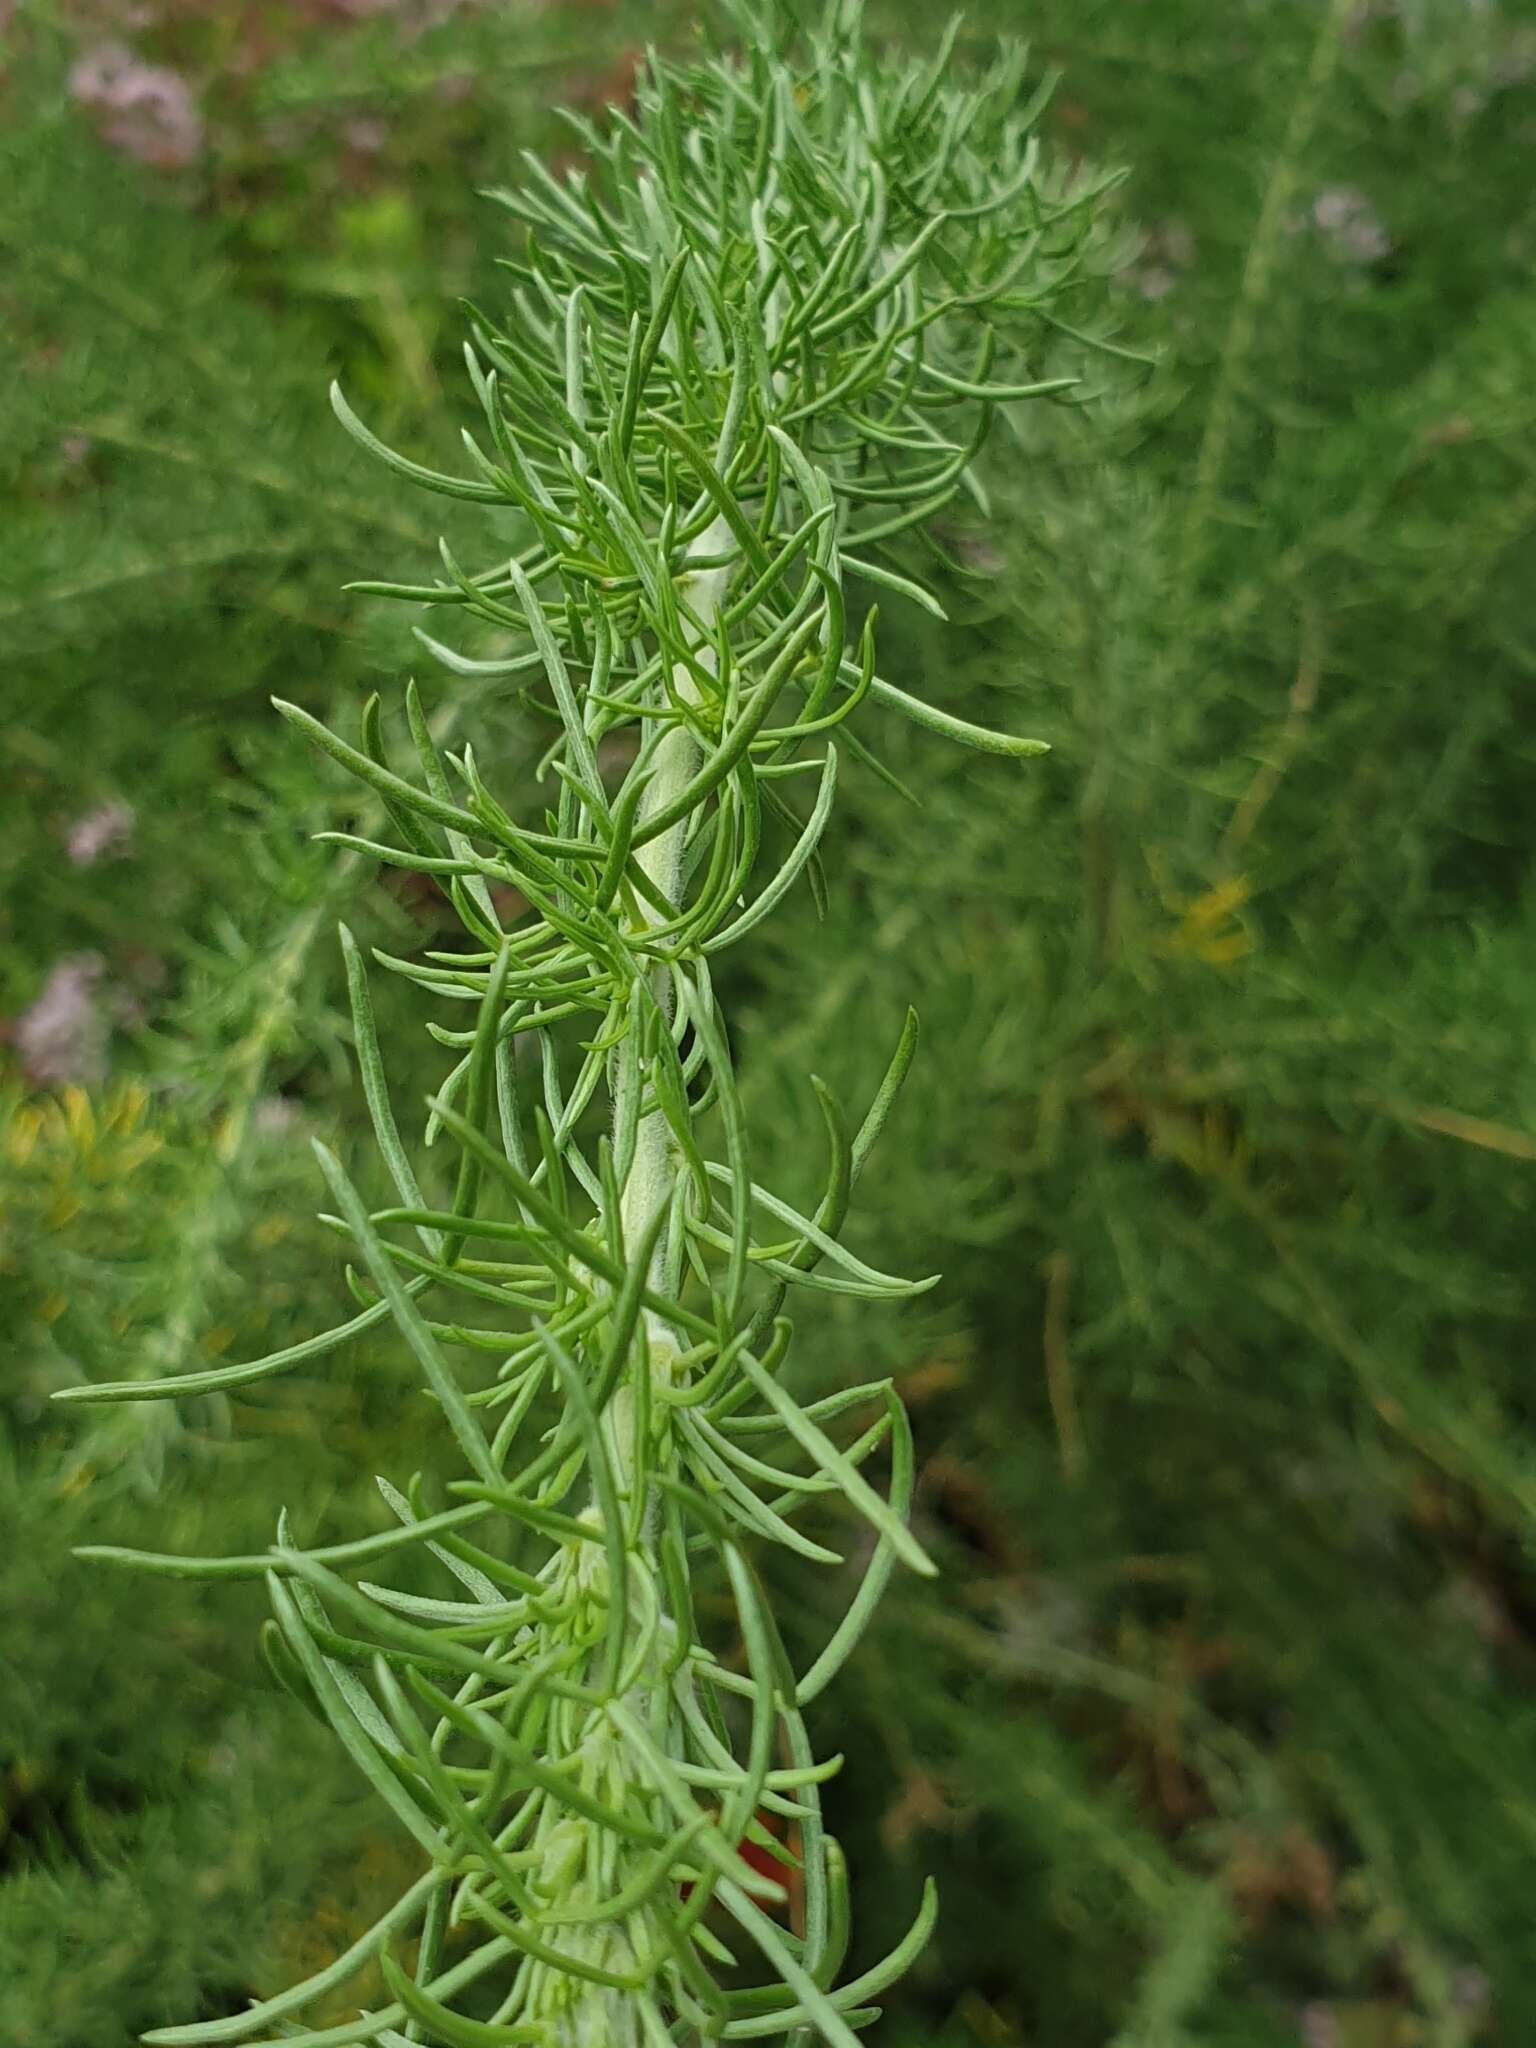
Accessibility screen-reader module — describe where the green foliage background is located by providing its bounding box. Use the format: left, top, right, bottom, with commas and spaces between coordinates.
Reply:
3, 2, 1533, 2043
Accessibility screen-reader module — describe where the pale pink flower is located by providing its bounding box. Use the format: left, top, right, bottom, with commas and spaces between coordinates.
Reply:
1310, 185, 1391, 265
1298, 2004, 1338, 2048
69, 43, 203, 170
65, 800, 135, 868
13, 956, 109, 1088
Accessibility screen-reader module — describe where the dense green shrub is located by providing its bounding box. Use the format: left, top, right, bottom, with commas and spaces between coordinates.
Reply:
3, 2, 1533, 2043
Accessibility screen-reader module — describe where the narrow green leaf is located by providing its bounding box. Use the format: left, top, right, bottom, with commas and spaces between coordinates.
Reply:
735, 1350, 934, 1577
138, 1874, 439, 2044
331, 380, 506, 502
267, 1573, 441, 1856
311, 1141, 500, 1486
50, 1287, 422, 1405
796, 1391, 915, 1703
341, 924, 439, 1257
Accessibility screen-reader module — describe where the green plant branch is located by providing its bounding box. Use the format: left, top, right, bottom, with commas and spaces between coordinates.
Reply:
60, 4, 1122, 2039
1181, 0, 1353, 586
66, 692, 479, 1492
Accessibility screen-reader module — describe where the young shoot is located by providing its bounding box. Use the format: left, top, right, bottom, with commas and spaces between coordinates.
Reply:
60, 4, 1119, 2041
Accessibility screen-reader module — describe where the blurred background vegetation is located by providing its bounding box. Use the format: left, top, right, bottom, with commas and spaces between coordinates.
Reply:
3, 2, 1534, 2043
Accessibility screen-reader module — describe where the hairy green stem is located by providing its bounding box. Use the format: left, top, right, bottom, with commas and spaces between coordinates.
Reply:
621, 511, 738, 1368
545, 514, 739, 2044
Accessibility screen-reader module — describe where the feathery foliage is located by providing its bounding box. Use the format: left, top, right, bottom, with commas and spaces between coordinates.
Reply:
50, 6, 1119, 2042
6, 1, 1534, 2044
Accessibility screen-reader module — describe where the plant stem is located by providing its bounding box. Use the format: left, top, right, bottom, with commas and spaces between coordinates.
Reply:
618, 512, 737, 1378
539, 515, 739, 2046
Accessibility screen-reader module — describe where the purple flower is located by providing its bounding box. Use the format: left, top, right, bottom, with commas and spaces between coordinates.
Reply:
13, 956, 109, 1088
65, 799, 135, 868
69, 43, 203, 170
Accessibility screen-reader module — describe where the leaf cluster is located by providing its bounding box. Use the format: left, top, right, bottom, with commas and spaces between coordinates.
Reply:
48, 6, 1123, 2044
